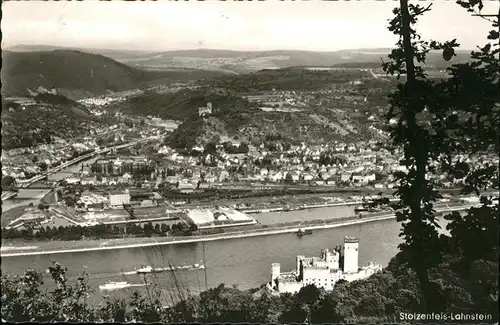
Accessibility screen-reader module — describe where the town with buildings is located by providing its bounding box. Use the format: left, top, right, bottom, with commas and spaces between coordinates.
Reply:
2, 91, 498, 234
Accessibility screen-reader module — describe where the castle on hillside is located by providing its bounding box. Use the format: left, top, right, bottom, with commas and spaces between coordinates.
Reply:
198, 102, 213, 117
27, 86, 58, 97
270, 236, 382, 294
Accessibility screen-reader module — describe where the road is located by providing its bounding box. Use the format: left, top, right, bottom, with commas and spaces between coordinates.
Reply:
369, 69, 379, 79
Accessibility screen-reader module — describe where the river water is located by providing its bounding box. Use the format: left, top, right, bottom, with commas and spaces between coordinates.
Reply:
2, 215, 403, 304
256, 205, 355, 225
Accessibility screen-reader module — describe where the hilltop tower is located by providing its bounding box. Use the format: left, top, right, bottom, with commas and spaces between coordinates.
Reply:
271, 263, 281, 289
343, 237, 359, 273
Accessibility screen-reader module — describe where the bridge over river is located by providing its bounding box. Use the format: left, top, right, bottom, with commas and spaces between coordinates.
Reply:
2, 136, 162, 205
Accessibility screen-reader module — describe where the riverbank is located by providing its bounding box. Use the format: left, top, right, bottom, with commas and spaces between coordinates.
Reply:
0, 214, 394, 257
1, 204, 473, 257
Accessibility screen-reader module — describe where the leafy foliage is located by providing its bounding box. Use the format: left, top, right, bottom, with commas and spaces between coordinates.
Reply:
1, 221, 201, 241
380, 0, 499, 315
1, 95, 105, 149
3, 254, 497, 323
165, 93, 257, 149
1, 262, 96, 322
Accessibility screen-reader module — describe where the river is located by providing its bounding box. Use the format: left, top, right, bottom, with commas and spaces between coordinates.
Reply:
2, 215, 404, 305
47, 156, 100, 182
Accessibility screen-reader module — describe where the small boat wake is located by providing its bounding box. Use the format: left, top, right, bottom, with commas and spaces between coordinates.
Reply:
99, 281, 147, 292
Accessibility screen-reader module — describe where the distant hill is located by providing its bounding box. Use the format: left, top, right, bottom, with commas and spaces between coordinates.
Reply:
116, 48, 473, 73
1, 50, 229, 100
5, 44, 157, 60
1, 93, 105, 150
6, 45, 473, 74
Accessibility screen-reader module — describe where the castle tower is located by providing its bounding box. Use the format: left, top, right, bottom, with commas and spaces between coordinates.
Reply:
296, 255, 304, 278
330, 249, 340, 270
321, 248, 327, 260
343, 237, 359, 273
271, 263, 281, 288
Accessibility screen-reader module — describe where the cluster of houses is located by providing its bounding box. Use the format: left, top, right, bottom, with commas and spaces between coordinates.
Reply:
150, 141, 398, 190
78, 96, 126, 107
50, 135, 499, 205
148, 140, 499, 191
2, 120, 163, 183
2, 139, 99, 180
91, 156, 155, 177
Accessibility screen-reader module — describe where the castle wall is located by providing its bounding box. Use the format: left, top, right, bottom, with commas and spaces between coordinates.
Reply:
302, 267, 332, 289
277, 280, 304, 294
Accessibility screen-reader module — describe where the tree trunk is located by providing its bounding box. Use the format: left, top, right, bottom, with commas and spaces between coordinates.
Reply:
399, 0, 433, 313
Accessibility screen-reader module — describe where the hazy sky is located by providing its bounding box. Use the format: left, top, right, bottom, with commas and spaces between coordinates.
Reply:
2, 1, 497, 52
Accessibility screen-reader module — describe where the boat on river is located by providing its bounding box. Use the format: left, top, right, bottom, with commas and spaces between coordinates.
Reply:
136, 265, 163, 274
135, 263, 205, 274
354, 205, 368, 213
295, 229, 313, 236
99, 281, 132, 291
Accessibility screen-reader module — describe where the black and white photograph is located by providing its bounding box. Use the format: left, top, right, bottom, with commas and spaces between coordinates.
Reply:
1, 0, 499, 323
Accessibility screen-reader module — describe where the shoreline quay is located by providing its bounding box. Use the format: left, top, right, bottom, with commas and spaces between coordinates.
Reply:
0, 205, 473, 258
240, 199, 401, 214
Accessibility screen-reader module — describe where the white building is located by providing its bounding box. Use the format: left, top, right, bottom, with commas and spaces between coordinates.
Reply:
270, 237, 382, 294
108, 191, 131, 207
